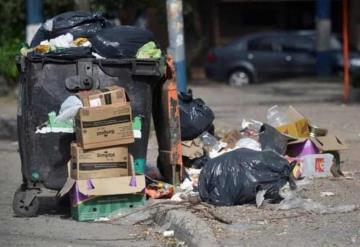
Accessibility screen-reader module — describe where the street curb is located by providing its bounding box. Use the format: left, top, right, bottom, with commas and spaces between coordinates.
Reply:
0, 117, 17, 140
154, 208, 219, 247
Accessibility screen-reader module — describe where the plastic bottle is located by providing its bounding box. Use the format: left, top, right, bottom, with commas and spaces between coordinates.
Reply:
301, 153, 334, 178
266, 105, 289, 127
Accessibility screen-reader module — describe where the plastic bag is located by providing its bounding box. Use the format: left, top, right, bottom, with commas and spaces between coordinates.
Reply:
56, 96, 83, 122
90, 26, 155, 58
179, 90, 215, 141
258, 124, 288, 155
198, 148, 293, 206
31, 11, 109, 47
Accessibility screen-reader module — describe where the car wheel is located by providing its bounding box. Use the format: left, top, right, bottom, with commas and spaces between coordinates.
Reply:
228, 69, 252, 87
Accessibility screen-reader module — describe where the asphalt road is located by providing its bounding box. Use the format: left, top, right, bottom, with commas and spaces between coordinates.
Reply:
0, 141, 161, 247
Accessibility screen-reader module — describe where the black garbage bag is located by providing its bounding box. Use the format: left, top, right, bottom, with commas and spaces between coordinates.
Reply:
179, 89, 215, 141
89, 26, 155, 58
198, 148, 293, 206
183, 155, 210, 169
31, 11, 109, 47
258, 124, 289, 155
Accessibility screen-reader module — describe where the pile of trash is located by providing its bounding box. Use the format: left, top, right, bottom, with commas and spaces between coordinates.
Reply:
21, 11, 161, 60
151, 98, 348, 207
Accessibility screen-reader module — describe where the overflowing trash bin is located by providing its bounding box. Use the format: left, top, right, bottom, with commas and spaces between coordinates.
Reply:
13, 11, 350, 222
13, 11, 174, 219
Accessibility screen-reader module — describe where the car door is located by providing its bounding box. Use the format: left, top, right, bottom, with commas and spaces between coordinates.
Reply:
281, 35, 316, 75
246, 35, 291, 78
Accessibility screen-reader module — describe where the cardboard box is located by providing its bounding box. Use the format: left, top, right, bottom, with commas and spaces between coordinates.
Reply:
77, 85, 127, 107
287, 134, 348, 157
59, 175, 146, 198
275, 106, 310, 138
58, 173, 146, 221
75, 103, 134, 149
71, 143, 130, 179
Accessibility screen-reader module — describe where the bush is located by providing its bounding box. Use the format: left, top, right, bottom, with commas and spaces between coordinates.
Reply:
0, 38, 23, 85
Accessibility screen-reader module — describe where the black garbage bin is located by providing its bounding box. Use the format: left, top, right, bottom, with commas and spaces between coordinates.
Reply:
14, 56, 165, 216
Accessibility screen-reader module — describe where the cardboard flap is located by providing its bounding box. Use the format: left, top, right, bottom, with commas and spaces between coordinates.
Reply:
77, 175, 145, 196
287, 138, 308, 145
58, 178, 75, 197
312, 135, 348, 151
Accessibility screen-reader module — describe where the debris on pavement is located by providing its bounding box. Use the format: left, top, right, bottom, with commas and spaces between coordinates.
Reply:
320, 191, 336, 197
178, 89, 215, 141
162, 230, 175, 238
198, 148, 295, 206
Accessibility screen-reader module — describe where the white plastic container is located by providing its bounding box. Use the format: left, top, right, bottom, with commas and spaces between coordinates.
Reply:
301, 153, 334, 178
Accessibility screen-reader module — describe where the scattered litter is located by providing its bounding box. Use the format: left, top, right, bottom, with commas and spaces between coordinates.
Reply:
162, 230, 175, 238
179, 89, 215, 141
278, 190, 358, 214
94, 217, 110, 222
199, 149, 294, 206
320, 191, 335, 197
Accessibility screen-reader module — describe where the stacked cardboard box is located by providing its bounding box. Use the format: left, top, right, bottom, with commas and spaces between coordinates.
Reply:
60, 86, 146, 221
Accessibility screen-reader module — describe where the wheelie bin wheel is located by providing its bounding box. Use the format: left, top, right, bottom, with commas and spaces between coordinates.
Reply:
13, 190, 39, 217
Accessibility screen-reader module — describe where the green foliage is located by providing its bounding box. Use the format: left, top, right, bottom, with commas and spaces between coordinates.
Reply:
0, 38, 22, 83
0, 0, 25, 84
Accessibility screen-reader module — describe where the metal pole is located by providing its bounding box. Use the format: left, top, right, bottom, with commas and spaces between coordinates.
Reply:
166, 0, 187, 93
26, 0, 43, 45
343, 0, 350, 103
316, 0, 331, 76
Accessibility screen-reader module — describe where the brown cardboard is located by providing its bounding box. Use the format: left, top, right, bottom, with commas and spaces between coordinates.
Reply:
75, 103, 134, 149
311, 135, 348, 151
182, 138, 204, 159
276, 106, 310, 138
288, 134, 348, 152
58, 175, 146, 197
71, 143, 130, 180
77, 85, 127, 107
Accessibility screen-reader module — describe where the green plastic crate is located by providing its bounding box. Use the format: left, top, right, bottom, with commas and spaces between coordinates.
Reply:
71, 194, 146, 221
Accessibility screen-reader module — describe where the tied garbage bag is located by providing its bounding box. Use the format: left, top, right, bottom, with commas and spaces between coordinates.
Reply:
258, 124, 288, 155
90, 26, 155, 58
31, 11, 109, 47
179, 90, 215, 141
198, 148, 293, 206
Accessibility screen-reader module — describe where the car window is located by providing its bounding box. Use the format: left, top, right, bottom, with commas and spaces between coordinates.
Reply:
247, 36, 273, 51
282, 35, 314, 52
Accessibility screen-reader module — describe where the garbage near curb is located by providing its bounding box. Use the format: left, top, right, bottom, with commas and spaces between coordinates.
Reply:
267, 105, 309, 138
75, 86, 134, 150
182, 138, 204, 160
179, 89, 215, 141
259, 124, 289, 155
58, 85, 148, 221
59, 174, 146, 221
287, 134, 347, 157
198, 148, 295, 206
300, 153, 334, 178
70, 142, 130, 180
145, 176, 174, 199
